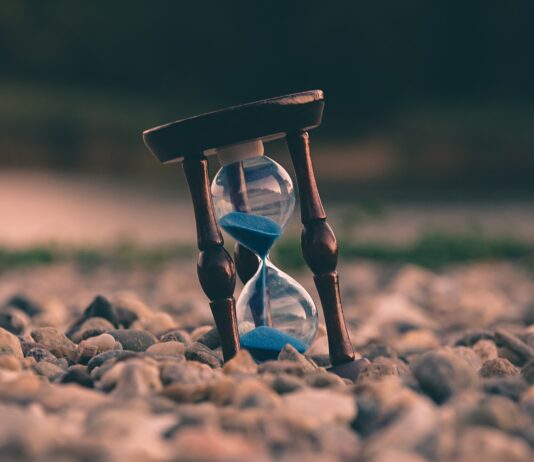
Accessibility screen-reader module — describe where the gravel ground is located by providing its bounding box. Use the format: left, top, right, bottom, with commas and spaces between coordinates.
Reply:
0, 260, 534, 461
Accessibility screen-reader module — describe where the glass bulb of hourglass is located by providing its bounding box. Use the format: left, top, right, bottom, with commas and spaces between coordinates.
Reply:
211, 146, 318, 360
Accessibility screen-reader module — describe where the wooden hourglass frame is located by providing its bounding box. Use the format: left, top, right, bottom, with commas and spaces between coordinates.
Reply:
143, 90, 364, 379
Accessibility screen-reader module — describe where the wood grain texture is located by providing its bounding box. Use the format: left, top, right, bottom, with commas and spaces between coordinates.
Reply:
182, 155, 240, 361
286, 131, 355, 366
143, 90, 324, 163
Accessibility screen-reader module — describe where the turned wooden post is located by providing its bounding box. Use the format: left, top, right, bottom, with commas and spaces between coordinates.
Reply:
286, 131, 355, 366
182, 155, 240, 361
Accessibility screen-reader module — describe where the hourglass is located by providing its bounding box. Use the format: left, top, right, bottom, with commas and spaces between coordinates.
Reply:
143, 90, 365, 379
210, 140, 317, 360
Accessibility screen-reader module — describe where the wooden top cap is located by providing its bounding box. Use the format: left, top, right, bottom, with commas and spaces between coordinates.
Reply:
142, 90, 325, 163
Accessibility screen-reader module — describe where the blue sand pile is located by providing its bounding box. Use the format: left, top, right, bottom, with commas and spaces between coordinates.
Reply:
219, 212, 281, 259
240, 326, 307, 360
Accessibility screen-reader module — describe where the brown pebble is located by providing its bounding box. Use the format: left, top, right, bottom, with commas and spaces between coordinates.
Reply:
495, 329, 534, 363
480, 358, 519, 378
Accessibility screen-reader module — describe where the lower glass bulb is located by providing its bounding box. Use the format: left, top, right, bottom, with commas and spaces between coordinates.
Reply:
236, 258, 318, 360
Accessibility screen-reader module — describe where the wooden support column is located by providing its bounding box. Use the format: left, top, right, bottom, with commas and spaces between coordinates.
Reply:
182, 155, 240, 361
286, 131, 355, 366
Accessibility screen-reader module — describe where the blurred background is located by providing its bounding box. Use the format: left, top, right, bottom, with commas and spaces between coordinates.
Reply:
1, 0, 534, 268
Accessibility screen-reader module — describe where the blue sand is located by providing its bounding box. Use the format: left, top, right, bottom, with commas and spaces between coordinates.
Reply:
219, 212, 281, 259
241, 326, 307, 360
220, 212, 282, 327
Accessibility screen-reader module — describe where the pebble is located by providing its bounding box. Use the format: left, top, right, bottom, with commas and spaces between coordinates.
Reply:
233, 378, 281, 409
222, 349, 258, 375
26, 346, 57, 363
268, 373, 305, 394
76, 343, 99, 364
367, 450, 428, 462
363, 391, 440, 457
412, 350, 478, 403
258, 360, 312, 377
465, 395, 529, 434
0, 354, 21, 371
86, 349, 137, 372
278, 343, 317, 372
282, 388, 357, 429
82, 294, 120, 327
196, 326, 221, 349
359, 342, 398, 360
165, 403, 219, 435
209, 375, 237, 405
160, 328, 191, 344
495, 329, 534, 364
147, 341, 185, 357
0, 327, 24, 360
31, 327, 77, 361
134, 312, 176, 337
307, 353, 331, 368
388, 265, 436, 306
521, 361, 534, 384
480, 358, 520, 378
473, 339, 499, 362
4, 294, 41, 317
39, 383, 108, 412
451, 346, 483, 371
393, 329, 440, 356
454, 329, 495, 347
316, 424, 362, 460
190, 325, 213, 342
160, 360, 216, 386
61, 365, 94, 388
108, 329, 156, 352
173, 428, 261, 461
110, 293, 153, 322
304, 370, 346, 388
69, 317, 115, 343
358, 357, 410, 382
79, 333, 116, 353
483, 376, 529, 401
109, 359, 162, 399
0, 309, 28, 335
521, 386, 534, 419
185, 342, 222, 368
456, 427, 533, 462
353, 378, 413, 437
33, 360, 65, 381
0, 371, 42, 402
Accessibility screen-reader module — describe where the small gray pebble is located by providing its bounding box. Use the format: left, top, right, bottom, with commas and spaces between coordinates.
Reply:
160, 329, 191, 344
413, 350, 478, 404
185, 342, 222, 368
108, 329, 156, 352
269, 373, 305, 394
196, 327, 220, 350
61, 365, 94, 388
480, 358, 519, 378
483, 376, 528, 401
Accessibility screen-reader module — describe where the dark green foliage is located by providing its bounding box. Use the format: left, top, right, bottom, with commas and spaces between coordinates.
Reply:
0, 233, 532, 272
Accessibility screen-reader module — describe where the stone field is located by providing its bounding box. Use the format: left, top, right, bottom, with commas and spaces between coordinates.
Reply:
0, 260, 534, 461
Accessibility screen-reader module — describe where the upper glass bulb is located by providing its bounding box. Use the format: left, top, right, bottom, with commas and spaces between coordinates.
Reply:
211, 144, 296, 237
